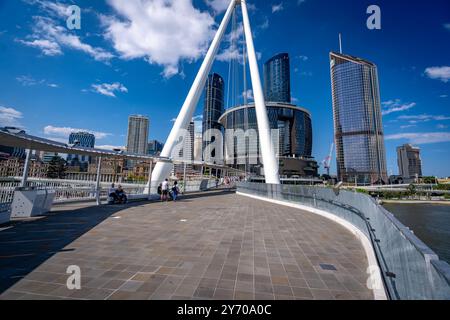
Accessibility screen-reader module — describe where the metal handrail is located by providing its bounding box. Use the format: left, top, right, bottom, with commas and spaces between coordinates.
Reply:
237, 182, 450, 300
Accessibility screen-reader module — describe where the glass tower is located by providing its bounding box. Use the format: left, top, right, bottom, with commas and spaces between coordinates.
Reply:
202, 73, 224, 160
263, 53, 291, 103
67, 131, 95, 165
330, 52, 388, 185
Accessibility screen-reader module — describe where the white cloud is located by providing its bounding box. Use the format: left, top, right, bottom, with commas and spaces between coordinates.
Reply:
259, 17, 269, 30
216, 23, 246, 63
43, 125, 111, 140
400, 125, 416, 129
0, 106, 23, 128
272, 3, 284, 13
444, 23, 450, 31
440, 95, 448, 98
296, 55, 308, 61
102, 0, 216, 78
437, 124, 448, 129
91, 82, 128, 98
18, 39, 62, 56
425, 66, 450, 83
382, 99, 416, 116
16, 75, 59, 88
398, 114, 450, 123
19, 14, 113, 62
24, 0, 69, 18
385, 132, 450, 144
216, 47, 241, 62
205, 0, 230, 13
297, 0, 306, 5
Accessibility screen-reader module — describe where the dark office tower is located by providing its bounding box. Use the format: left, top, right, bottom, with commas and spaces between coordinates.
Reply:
263, 53, 291, 103
148, 140, 164, 156
67, 131, 95, 168
202, 73, 224, 159
330, 52, 388, 185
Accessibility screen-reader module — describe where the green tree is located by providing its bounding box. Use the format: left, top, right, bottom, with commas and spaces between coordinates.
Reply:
407, 184, 416, 196
423, 176, 437, 184
46, 155, 67, 179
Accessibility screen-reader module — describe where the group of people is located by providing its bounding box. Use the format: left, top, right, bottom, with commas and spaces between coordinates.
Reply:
108, 183, 128, 204
158, 179, 181, 202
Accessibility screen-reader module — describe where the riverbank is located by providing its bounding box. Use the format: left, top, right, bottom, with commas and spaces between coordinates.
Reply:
382, 200, 450, 205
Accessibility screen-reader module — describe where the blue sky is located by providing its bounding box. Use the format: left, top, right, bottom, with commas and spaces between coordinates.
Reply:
0, 0, 449, 176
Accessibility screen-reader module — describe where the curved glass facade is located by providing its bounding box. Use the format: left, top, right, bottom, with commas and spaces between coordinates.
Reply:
219, 103, 313, 175
330, 52, 387, 185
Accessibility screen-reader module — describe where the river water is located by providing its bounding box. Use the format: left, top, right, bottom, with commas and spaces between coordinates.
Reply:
383, 203, 450, 264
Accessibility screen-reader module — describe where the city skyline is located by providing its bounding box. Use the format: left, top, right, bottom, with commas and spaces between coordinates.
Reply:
0, 0, 449, 176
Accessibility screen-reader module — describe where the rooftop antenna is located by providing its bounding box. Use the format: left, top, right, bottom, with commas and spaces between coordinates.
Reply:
339, 33, 343, 54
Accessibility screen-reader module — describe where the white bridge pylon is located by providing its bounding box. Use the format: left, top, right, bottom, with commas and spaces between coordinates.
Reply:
150, 0, 280, 188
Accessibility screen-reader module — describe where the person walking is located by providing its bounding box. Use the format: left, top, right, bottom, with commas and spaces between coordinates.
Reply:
161, 178, 169, 202
171, 181, 180, 202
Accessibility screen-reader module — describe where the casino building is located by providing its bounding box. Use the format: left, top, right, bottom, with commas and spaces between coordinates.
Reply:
218, 102, 318, 178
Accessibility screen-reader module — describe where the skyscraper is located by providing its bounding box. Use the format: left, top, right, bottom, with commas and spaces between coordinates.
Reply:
148, 140, 164, 156
397, 144, 422, 179
174, 121, 195, 175
127, 115, 149, 155
202, 73, 224, 160
67, 132, 95, 167
263, 53, 291, 103
330, 52, 387, 185
194, 132, 203, 162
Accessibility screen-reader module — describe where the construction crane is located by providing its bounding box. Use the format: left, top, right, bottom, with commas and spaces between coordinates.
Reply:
322, 143, 334, 176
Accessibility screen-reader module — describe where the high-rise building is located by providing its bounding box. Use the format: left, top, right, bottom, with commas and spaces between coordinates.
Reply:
397, 144, 422, 179
203, 73, 224, 160
330, 52, 388, 185
0, 127, 26, 159
263, 53, 291, 103
219, 102, 317, 177
67, 132, 95, 168
174, 121, 195, 175
148, 140, 164, 156
194, 132, 203, 161
127, 115, 149, 155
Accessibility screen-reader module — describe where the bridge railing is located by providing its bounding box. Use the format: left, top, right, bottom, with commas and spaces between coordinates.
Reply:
237, 182, 450, 300
0, 177, 220, 208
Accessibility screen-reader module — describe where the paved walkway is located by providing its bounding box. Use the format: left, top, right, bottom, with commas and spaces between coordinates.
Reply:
0, 191, 373, 300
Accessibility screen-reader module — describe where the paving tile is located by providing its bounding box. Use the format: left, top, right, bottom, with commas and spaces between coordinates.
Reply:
0, 192, 373, 300
291, 286, 314, 299
234, 291, 254, 300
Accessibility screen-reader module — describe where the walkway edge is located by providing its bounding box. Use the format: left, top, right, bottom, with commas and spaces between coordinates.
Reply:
236, 191, 388, 300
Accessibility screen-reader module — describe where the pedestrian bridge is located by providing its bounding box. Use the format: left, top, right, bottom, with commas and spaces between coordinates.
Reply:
0, 189, 374, 300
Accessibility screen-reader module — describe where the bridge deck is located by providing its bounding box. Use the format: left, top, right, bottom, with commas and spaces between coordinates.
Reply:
0, 190, 373, 300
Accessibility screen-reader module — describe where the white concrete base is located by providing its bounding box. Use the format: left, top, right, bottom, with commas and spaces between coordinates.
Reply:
236, 191, 388, 300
